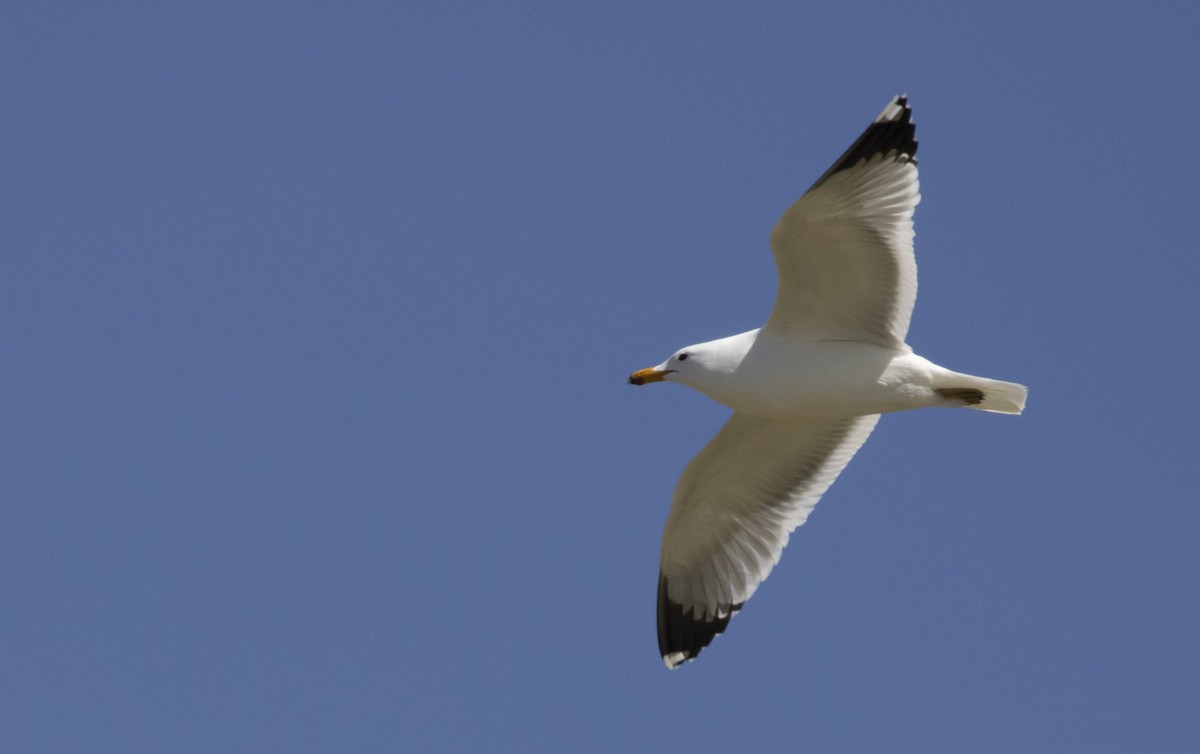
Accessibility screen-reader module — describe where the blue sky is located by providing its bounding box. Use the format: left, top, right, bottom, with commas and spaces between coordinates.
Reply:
3, 2, 1198, 751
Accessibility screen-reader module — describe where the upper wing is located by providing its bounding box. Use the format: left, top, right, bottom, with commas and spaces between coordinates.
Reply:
764, 95, 920, 348
657, 411, 880, 668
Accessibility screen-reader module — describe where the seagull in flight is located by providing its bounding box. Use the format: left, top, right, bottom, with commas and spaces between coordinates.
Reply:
629, 96, 1027, 669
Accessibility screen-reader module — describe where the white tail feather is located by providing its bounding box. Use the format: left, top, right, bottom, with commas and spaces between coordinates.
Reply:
967, 377, 1027, 415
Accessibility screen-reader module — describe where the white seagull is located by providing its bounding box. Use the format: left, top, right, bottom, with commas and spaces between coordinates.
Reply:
629, 96, 1027, 669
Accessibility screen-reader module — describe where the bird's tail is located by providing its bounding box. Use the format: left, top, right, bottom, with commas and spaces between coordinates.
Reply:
935, 374, 1028, 415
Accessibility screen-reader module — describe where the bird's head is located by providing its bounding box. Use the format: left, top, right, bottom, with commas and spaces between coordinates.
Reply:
628, 345, 707, 387
629, 330, 758, 401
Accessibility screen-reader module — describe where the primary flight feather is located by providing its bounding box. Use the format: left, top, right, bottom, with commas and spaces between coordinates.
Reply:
629, 96, 1027, 669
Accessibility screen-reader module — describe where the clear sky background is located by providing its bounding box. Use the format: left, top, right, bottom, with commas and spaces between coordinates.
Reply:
3, 2, 1198, 752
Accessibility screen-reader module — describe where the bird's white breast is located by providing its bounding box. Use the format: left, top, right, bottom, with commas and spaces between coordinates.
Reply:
689, 333, 940, 418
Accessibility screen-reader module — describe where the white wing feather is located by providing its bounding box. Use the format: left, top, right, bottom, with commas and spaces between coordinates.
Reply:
660, 412, 880, 622
765, 97, 920, 347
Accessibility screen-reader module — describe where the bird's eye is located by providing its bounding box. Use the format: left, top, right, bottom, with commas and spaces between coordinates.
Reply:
677, 353, 689, 362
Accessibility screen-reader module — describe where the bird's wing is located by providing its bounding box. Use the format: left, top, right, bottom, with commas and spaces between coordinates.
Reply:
764, 95, 920, 348
658, 411, 880, 668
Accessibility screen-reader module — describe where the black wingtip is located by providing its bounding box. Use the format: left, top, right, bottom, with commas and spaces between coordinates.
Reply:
656, 573, 741, 669
808, 95, 918, 191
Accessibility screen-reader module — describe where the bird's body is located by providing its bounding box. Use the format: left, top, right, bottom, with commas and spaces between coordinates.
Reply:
654, 330, 1023, 418
630, 96, 1027, 669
